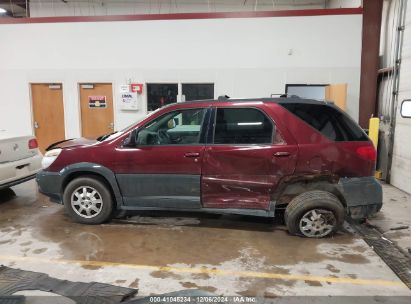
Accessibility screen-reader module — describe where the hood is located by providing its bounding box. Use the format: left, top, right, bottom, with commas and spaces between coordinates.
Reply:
47, 137, 98, 151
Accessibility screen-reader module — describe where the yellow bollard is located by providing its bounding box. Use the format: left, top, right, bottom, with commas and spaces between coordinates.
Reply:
368, 117, 381, 179
369, 117, 379, 149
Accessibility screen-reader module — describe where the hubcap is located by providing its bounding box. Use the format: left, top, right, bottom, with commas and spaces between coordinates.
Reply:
71, 186, 103, 219
299, 209, 336, 238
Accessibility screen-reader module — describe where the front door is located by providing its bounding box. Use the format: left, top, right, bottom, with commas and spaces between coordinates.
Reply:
31, 83, 65, 153
202, 107, 298, 210
115, 107, 209, 209
79, 83, 114, 139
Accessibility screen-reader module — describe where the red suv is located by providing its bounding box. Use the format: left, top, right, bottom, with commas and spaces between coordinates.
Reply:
36, 97, 382, 238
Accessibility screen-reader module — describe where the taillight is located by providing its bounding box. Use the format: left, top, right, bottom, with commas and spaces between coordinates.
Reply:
28, 138, 38, 149
356, 145, 376, 161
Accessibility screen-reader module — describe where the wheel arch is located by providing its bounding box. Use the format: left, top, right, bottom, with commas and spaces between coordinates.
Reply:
273, 174, 347, 210
61, 162, 124, 208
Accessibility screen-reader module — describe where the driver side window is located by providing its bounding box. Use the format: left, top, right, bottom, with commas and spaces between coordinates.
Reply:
136, 108, 206, 145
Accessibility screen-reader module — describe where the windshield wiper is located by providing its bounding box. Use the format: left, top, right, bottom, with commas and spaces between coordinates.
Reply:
97, 131, 118, 142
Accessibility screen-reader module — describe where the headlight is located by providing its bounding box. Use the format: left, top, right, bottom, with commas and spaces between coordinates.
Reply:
41, 149, 62, 169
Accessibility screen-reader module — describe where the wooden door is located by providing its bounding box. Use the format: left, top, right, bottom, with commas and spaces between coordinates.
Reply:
31, 83, 65, 153
325, 83, 347, 110
79, 83, 114, 138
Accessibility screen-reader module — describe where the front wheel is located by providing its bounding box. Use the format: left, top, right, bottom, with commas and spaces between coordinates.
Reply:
63, 176, 114, 224
284, 191, 345, 238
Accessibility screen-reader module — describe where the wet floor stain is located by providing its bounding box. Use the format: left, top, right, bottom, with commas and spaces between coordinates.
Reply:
128, 278, 139, 289
150, 270, 184, 280
262, 292, 278, 298
339, 254, 369, 264
32, 248, 48, 254
190, 272, 211, 280
23, 206, 365, 269
179, 282, 217, 293
0, 239, 13, 245
326, 264, 341, 273
304, 280, 323, 287
20, 241, 32, 246
0, 180, 385, 297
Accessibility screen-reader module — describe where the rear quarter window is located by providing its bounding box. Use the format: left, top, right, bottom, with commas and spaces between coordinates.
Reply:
279, 103, 369, 142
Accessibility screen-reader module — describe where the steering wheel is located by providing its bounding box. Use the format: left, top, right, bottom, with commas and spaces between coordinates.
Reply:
157, 129, 172, 144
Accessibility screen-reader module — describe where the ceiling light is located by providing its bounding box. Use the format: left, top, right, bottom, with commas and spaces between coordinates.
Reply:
0, 8, 7, 14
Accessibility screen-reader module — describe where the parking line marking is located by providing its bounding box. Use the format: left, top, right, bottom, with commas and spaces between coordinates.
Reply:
0, 255, 405, 287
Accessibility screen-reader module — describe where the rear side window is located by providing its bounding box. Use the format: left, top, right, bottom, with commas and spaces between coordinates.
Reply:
213, 108, 273, 144
280, 103, 368, 141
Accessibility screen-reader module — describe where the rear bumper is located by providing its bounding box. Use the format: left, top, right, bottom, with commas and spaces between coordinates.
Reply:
0, 154, 42, 190
36, 170, 64, 204
339, 177, 383, 219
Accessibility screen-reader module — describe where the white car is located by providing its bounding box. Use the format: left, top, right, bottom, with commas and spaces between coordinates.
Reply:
0, 130, 42, 190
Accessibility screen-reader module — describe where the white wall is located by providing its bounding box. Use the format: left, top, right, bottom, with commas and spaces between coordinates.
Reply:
327, 0, 362, 8
0, 14, 362, 138
29, 0, 329, 17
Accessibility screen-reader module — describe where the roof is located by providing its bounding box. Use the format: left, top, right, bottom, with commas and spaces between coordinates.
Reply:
182, 96, 331, 106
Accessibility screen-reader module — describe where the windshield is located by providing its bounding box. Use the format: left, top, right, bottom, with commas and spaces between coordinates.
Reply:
120, 108, 163, 132
97, 108, 163, 141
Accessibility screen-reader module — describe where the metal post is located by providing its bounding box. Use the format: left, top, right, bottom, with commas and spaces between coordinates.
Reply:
358, 0, 384, 128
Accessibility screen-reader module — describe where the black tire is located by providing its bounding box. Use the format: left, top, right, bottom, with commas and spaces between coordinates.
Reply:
63, 176, 114, 224
284, 190, 345, 238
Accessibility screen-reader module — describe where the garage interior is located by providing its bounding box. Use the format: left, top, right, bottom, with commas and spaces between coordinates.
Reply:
0, 0, 411, 302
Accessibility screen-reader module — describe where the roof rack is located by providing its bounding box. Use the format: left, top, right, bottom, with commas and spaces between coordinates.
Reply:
270, 93, 300, 98
217, 95, 230, 101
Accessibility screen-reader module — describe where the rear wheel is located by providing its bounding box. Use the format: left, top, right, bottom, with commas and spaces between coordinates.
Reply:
63, 176, 114, 224
284, 191, 345, 238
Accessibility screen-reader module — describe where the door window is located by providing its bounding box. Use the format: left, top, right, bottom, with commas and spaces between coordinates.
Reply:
213, 108, 273, 144
136, 108, 206, 145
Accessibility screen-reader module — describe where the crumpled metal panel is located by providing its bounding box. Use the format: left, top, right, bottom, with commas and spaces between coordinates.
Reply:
0, 266, 137, 304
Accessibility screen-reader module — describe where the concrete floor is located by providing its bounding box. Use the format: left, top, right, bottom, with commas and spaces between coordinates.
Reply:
0, 180, 410, 298
368, 183, 411, 255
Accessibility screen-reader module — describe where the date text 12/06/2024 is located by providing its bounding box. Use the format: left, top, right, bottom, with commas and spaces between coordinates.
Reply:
148, 296, 257, 303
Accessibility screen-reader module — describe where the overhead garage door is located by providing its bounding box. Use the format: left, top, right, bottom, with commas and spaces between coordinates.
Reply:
390, 2, 411, 193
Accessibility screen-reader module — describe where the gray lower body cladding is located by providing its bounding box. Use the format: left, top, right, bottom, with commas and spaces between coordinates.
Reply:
338, 176, 382, 219
116, 174, 201, 209
36, 170, 63, 203
37, 167, 382, 219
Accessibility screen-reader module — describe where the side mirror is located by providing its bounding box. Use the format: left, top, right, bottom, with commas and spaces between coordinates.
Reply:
123, 130, 137, 147
401, 100, 411, 118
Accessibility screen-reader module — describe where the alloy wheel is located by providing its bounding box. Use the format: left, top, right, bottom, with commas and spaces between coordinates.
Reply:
299, 209, 336, 238
71, 186, 103, 219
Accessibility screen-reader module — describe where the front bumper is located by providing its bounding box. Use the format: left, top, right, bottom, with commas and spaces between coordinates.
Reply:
339, 177, 383, 219
36, 170, 64, 203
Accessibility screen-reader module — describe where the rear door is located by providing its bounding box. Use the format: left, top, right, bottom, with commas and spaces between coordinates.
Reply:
202, 106, 298, 210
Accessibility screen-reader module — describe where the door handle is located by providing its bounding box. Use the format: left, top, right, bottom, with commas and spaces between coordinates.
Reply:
273, 151, 290, 157
184, 152, 200, 158
34, 121, 39, 129
108, 122, 114, 130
